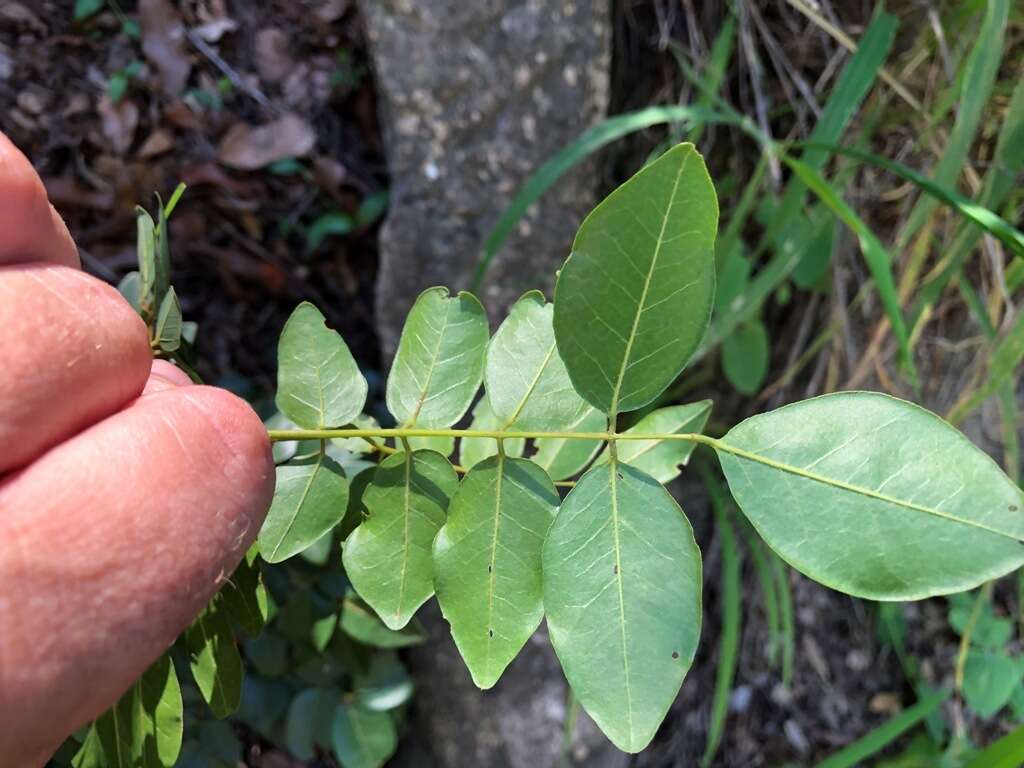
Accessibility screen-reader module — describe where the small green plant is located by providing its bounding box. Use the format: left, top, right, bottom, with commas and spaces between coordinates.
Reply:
107, 60, 144, 104
72, 142, 1024, 765
948, 590, 1024, 719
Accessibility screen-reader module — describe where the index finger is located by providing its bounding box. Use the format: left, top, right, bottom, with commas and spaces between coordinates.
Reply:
0, 133, 79, 268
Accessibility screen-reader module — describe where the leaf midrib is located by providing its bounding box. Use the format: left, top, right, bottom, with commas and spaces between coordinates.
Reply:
267, 459, 323, 561
313, 344, 326, 428
717, 439, 1024, 541
196, 614, 228, 714
608, 148, 691, 416
395, 450, 413, 624
111, 696, 128, 767
608, 458, 635, 743
407, 303, 452, 426
484, 451, 505, 678
503, 342, 557, 428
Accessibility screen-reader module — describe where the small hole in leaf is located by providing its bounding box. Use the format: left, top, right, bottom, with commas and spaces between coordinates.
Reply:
672, 651, 679, 660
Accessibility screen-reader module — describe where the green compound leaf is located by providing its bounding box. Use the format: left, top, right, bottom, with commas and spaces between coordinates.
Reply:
532, 405, 606, 481
276, 302, 368, 429
433, 455, 559, 689
117, 271, 142, 312
137, 654, 184, 768
594, 401, 711, 482
386, 287, 489, 428
193, 720, 242, 764
185, 596, 243, 719
340, 593, 427, 648
260, 453, 349, 564
721, 319, 769, 395
71, 725, 104, 768
311, 612, 339, 652
964, 651, 1022, 717
220, 546, 268, 637
459, 395, 526, 469
154, 287, 183, 352
90, 697, 134, 768
154, 197, 172, 308
74, 0, 104, 21
136, 207, 158, 324
553, 143, 718, 416
284, 689, 319, 760
76, 654, 184, 768
354, 652, 414, 712
485, 291, 590, 430
406, 434, 455, 457
343, 450, 459, 630
331, 704, 397, 768
543, 461, 702, 753
717, 392, 1024, 601
331, 414, 382, 454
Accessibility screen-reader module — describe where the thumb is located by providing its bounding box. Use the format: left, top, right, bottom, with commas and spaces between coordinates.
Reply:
0, 384, 274, 765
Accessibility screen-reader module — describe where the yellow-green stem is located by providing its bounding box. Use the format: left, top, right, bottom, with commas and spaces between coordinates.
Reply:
267, 426, 716, 445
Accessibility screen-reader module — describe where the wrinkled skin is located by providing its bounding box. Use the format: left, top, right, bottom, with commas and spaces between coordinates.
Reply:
0, 133, 275, 766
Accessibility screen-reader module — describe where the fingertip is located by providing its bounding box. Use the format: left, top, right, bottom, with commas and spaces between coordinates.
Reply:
0, 132, 79, 268
0, 264, 153, 473
48, 203, 80, 269
0, 385, 275, 754
173, 386, 275, 530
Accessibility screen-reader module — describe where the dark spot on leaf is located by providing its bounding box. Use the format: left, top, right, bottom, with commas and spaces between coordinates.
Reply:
672, 651, 679, 660
1010, 505, 1019, 512
487, 565, 492, 573
488, 629, 494, 638
613, 565, 618, 574
617, 472, 624, 480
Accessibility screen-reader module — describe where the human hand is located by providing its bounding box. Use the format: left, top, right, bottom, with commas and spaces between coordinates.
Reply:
0, 133, 275, 766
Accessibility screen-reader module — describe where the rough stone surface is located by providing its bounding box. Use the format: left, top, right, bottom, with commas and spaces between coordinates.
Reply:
392, 603, 628, 768
361, 1, 616, 765
361, 0, 611, 356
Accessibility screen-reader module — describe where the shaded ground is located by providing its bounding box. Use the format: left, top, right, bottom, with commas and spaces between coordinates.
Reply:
4, 1, 1021, 766
2, 0, 386, 394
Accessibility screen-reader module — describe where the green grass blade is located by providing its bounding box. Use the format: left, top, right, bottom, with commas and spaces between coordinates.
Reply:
947, 306, 1024, 425
1008, 259, 1024, 293
163, 182, 187, 219
699, 465, 742, 768
688, 12, 896, 356
952, 276, 1018, 482
815, 690, 950, 768
909, 74, 1024, 330
716, 152, 768, 269
760, 11, 898, 248
772, 550, 795, 688
797, 141, 1024, 257
782, 155, 917, 383
742, 524, 781, 666
896, 0, 1009, 249
471, 105, 738, 291
686, 13, 736, 146
966, 721, 1024, 768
